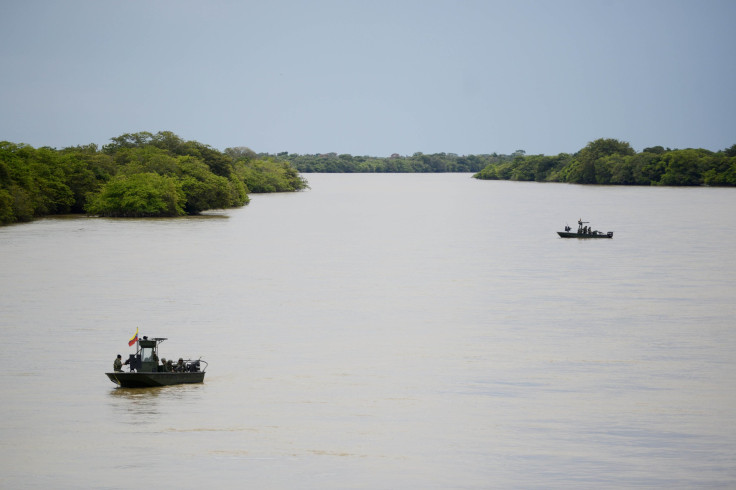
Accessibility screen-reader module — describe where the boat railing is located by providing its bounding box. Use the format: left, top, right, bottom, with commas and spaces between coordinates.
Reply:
185, 358, 207, 373
175, 358, 207, 373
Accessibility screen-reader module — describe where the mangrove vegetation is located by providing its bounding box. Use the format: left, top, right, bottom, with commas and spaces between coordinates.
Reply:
263, 151, 518, 173
3, 133, 733, 227
261, 139, 735, 187
0, 131, 307, 225
473, 138, 736, 186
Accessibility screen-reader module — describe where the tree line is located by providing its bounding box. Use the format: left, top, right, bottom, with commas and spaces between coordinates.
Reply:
4, 134, 732, 226
262, 151, 519, 173
473, 138, 736, 186
0, 131, 307, 225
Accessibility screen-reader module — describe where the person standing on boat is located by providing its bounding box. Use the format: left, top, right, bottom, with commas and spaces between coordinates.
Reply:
175, 358, 185, 372
113, 354, 123, 372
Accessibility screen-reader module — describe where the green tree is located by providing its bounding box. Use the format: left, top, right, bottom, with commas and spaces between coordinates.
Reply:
703, 155, 736, 185
575, 138, 635, 184
0, 188, 13, 223
102, 131, 155, 153
234, 158, 308, 192
177, 156, 247, 213
225, 146, 257, 162
658, 149, 710, 186
642, 146, 666, 154
85, 173, 186, 217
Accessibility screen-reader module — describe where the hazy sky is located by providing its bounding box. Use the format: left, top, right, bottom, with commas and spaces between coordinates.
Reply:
1, 0, 734, 156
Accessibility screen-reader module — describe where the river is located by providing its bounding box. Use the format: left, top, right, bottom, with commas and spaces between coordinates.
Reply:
1, 173, 735, 488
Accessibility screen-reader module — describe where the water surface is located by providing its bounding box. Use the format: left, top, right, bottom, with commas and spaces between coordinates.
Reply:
1, 174, 735, 488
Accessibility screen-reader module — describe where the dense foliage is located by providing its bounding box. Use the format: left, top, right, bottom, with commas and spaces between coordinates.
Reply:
0, 131, 307, 225
3, 133, 732, 226
262, 151, 519, 173
473, 138, 736, 186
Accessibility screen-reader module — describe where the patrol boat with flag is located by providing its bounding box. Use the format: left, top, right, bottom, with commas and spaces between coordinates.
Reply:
106, 335, 207, 388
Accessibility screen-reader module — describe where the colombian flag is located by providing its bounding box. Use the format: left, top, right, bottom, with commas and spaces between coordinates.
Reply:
128, 328, 139, 347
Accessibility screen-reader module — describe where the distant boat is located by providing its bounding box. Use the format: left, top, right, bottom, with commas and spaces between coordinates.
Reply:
106, 336, 207, 388
557, 219, 613, 239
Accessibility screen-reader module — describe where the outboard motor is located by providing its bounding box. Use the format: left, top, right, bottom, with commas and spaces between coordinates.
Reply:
189, 360, 201, 372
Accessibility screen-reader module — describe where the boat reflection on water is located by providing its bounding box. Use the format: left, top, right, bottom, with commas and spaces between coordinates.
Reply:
107, 382, 206, 426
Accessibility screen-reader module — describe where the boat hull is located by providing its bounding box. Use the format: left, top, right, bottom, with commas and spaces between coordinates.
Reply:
557, 231, 613, 239
106, 371, 205, 388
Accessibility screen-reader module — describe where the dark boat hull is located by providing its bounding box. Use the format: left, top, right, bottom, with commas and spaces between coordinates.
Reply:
557, 231, 613, 239
106, 371, 205, 387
